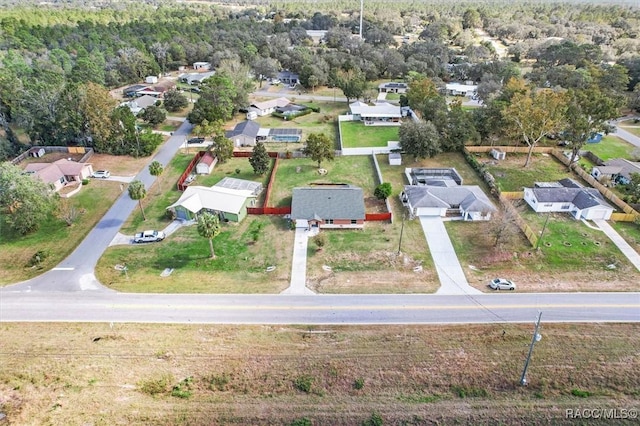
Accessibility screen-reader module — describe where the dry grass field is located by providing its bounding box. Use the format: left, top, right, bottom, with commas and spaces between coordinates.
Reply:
0, 323, 638, 425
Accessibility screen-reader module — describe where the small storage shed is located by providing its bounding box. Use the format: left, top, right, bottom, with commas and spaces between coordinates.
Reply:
389, 152, 402, 165
196, 152, 217, 175
29, 147, 46, 158
145, 76, 159, 84
490, 148, 506, 160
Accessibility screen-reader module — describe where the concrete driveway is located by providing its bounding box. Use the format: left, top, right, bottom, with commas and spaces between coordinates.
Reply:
418, 217, 482, 295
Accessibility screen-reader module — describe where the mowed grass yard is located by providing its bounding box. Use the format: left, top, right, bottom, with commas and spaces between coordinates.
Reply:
2, 323, 638, 425
340, 121, 400, 148
579, 135, 636, 162
0, 180, 122, 285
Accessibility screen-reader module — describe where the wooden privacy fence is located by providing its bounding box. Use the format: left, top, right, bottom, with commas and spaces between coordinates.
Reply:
366, 213, 392, 221
498, 193, 539, 248
11, 145, 93, 165
177, 151, 205, 191
247, 206, 291, 215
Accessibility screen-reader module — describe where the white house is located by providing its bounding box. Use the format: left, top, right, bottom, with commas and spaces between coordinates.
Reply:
445, 83, 477, 97
378, 82, 408, 94
348, 101, 402, 125
523, 179, 614, 220
250, 97, 290, 116
400, 168, 495, 221
193, 62, 212, 70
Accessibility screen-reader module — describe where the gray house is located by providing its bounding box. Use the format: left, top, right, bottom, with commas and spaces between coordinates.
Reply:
591, 158, 640, 185
291, 185, 366, 230
225, 121, 260, 147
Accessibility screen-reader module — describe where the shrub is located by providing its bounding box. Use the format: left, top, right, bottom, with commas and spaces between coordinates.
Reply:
82, 178, 90, 185
27, 250, 48, 267
362, 412, 383, 426
138, 374, 173, 396
171, 377, 193, 399
571, 388, 591, 398
313, 233, 326, 249
207, 373, 230, 391
374, 182, 392, 200
294, 375, 314, 393
290, 418, 312, 426
354, 378, 365, 390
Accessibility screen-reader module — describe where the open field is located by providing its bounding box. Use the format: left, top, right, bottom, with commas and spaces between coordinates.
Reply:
1, 322, 638, 425
339, 121, 400, 148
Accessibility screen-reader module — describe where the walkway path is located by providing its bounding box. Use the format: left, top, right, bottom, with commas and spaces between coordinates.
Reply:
419, 217, 482, 295
281, 228, 315, 295
593, 219, 640, 272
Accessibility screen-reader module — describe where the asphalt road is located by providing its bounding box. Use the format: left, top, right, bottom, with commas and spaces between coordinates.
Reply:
0, 291, 638, 324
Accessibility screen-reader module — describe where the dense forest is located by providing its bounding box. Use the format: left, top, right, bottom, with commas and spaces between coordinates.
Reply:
0, 0, 639, 159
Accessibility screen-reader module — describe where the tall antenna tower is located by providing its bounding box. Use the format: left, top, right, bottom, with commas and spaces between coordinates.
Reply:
359, 0, 364, 39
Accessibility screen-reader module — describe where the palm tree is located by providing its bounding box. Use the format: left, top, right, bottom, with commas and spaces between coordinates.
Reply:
128, 180, 147, 221
148, 160, 164, 194
197, 211, 221, 258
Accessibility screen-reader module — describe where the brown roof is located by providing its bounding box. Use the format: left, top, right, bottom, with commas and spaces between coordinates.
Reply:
199, 152, 216, 166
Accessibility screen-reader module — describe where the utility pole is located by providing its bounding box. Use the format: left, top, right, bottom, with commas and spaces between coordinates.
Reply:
359, 0, 364, 39
397, 213, 405, 255
520, 311, 542, 386
536, 213, 550, 250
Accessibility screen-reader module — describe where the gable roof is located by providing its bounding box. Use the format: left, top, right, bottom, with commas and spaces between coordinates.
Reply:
291, 186, 365, 220
225, 120, 260, 139
251, 97, 290, 111
198, 152, 216, 166
403, 185, 496, 212
24, 159, 89, 184
602, 158, 640, 180
529, 186, 613, 210
167, 185, 255, 215
378, 82, 408, 89
349, 101, 401, 118
133, 95, 158, 109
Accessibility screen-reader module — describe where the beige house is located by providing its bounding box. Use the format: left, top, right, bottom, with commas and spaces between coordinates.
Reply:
24, 159, 93, 192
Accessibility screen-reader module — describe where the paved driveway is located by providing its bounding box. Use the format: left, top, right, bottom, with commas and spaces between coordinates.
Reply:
418, 217, 482, 295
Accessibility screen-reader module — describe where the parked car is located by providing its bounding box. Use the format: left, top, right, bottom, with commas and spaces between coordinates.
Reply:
489, 278, 516, 291
91, 170, 110, 179
187, 137, 205, 144
133, 230, 165, 243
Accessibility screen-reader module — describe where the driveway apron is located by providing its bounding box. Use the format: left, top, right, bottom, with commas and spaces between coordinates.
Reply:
418, 217, 482, 295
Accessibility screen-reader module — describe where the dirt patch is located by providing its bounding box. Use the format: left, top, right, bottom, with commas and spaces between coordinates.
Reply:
364, 196, 388, 213
88, 153, 151, 176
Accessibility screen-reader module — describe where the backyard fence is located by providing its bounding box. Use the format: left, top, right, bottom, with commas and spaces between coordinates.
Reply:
498, 193, 539, 248
247, 206, 291, 215
177, 151, 205, 191
365, 213, 392, 221
11, 145, 93, 165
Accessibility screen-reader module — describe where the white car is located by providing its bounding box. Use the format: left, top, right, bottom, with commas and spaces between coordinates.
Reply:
489, 278, 516, 291
91, 170, 111, 179
133, 230, 165, 243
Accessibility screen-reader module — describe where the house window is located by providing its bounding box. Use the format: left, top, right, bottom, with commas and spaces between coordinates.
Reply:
544, 203, 553, 207
561, 204, 571, 210
351, 219, 357, 224
325, 219, 333, 224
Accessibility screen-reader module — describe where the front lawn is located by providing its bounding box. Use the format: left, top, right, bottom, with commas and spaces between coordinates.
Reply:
0, 181, 122, 285
97, 215, 292, 293
581, 135, 636, 161
340, 121, 399, 148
